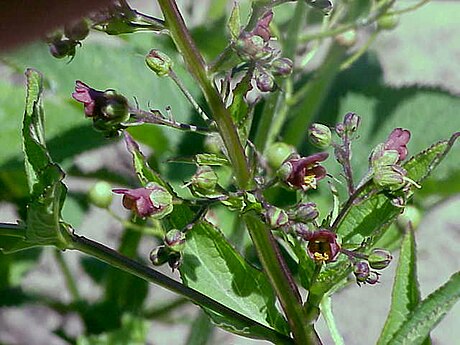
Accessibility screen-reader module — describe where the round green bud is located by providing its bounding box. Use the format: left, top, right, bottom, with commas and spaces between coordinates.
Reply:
397, 205, 422, 230
335, 29, 357, 48
191, 166, 218, 193
164, 229, 186, 253
308, 123, 332, 149
265, 142, 296, 170
102, 91, 130, 124
373, 165, 406, 190
88, 181, 113, 208
368, 249, 392, 270
378, 15, 399, 31
145, 49, 173, 77
270, 57, 293, 77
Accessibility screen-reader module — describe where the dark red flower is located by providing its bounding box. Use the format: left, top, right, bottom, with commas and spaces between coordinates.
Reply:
112, 183, 173, 219
281, 152, 329, 191
305, 229, 341, 263
384, 128, 411, 161
71, 80, 106, 117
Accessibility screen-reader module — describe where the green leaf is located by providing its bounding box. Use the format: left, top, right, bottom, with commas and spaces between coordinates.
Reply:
179, 221, 290, 338
17, 69, 71, 251
195, 153, 229, 166
337, 134, 459, 245
388, 271, 460, 345
377, 228, 421, 345
228, 2, 242, 40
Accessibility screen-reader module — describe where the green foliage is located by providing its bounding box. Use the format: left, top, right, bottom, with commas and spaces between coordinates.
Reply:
180, 221, 289, 337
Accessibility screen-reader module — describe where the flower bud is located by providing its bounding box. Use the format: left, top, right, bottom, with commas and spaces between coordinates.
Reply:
49, 39, 77, 59
265, 142, 296, 170
343, 112, 361, 133
353, 261, 370, 284
373, 165, 406, 189
377, 15, 399, 31
145, 49, 173, 77
365, 271, 380, 285
307, 0, 333, 15
168, 251, 182, 271
101, 90, 130, 125
370, 143, 399, 167
255, 68, 276, 92
292, 222, 313, 240
308, 123, 332, 149
265, 205, 289, 229
64, 19, 90, 41
88, 181, 113, 208
149, 245, 170, 266
335, 29, 357, 48
270, 57, 293, 76
397, 205, 422, 230
164, 229, 186, 253
368, 249, 392, 270
191, 166, 218, 193
290, 202, 319, 223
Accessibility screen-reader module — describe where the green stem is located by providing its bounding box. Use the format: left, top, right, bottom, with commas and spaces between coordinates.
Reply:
340, 31, 379, 71
142, 297, 188, 319
388, 0, 431, 15
68, 231, 292, 344
320, 296, 345, 345
254, 1, 307, 152
157, 0, 249, 188
244, 213, 321, 345
0, 223, 26, 237
53, 249, 81, 301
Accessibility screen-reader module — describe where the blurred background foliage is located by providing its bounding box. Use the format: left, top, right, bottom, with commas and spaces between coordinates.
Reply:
0, 1, 459, 344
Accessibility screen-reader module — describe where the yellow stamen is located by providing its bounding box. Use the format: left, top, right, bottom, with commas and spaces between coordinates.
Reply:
303, 174, 317, 189
313, 252, 329, 263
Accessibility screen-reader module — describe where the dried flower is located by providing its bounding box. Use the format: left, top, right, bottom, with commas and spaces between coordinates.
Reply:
279, 152, 329, 191
112, 182, 173, 219
305, 229, 341, 264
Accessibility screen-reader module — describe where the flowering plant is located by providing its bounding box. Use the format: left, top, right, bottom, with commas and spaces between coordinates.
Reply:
0, 1, 459, 344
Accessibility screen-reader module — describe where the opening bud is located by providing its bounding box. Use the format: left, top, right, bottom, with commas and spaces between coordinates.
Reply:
164, 229, 186, 253
265, 205, 289, 229
308, 123, 332, 149
145, 49, 173, 77
368, 249, 392, 270
255, 68, 276, 92
101, 90, 130, 125
290, 202, 319, 223
353, 261, 370, 284
270, 58, 293, 77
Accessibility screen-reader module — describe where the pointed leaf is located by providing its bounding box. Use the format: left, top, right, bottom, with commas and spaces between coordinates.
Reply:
179, 221, 290, 338
388, 271, 460, 345
377, 228, 421, 345
227, 2, 241, 40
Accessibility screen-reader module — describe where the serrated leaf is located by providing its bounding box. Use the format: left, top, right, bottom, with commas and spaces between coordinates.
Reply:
388, 271, 460, 345
17, 69, 71, 251
228, 2, 242, 40
179, 221, 290, 338
229, 70, 252, 126
377, 228, 421, 345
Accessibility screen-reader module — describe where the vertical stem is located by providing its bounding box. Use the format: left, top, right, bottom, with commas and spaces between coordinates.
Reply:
157, 0, 250, 188
54, 249, 81, 301
320, 296, 345, 345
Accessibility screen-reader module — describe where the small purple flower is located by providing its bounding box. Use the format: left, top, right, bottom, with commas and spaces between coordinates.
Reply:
113, 183, 173, 219
72, 80, 105, 117
384, 128, 411, 161
305, 229, 341, 264
280, 152, 329, 191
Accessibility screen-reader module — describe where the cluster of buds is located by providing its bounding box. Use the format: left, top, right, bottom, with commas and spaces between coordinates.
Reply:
72, 81, 130, 137
233, 11, 293, 93
150, 229, 186, 271
47, 19, 90, 60
352, 248, 393, 286
370, 128, 420, 192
